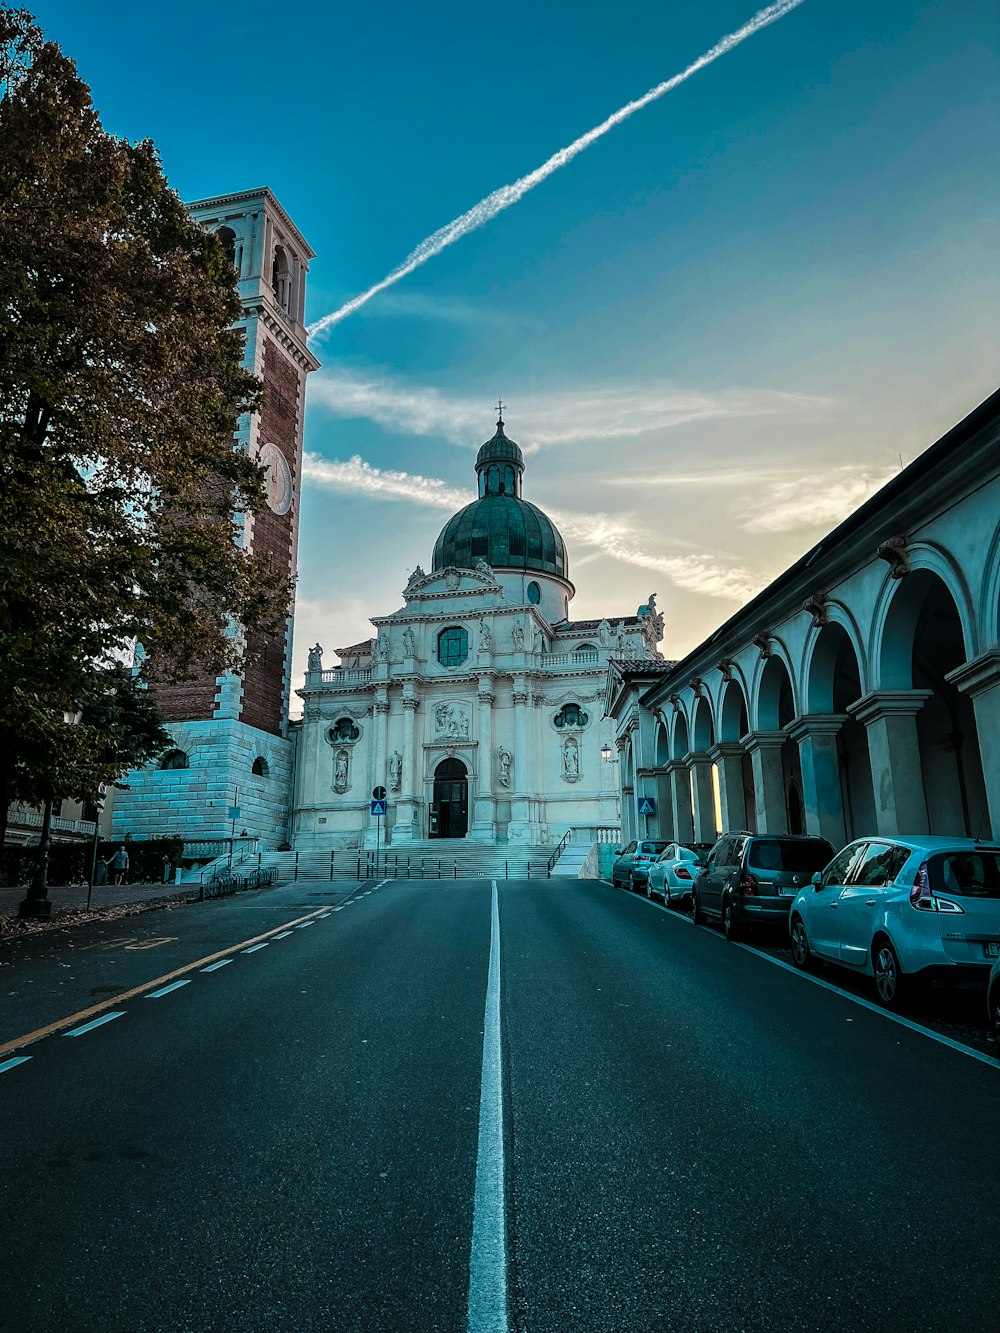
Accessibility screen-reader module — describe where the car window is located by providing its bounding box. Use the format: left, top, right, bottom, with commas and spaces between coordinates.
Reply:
749, 838, 836, 873
622, 842, 637, 855
689, 843, 715, 861
926, 851, 1000, 899
851, 843, 910, 887
713, 837, 734, 866
822, 843, 866, 887
658, 849, 674, 862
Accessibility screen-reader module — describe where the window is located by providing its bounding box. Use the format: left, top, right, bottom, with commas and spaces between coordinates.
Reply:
217, 226, 238, 274
437, 625, 469, 668
852, 842, 910, 887
503, 465, 515, 495
160, 749, 189, 770
328, 718, 360, 744
526, 581, 540, 605
272, 244, 291, 312
574, 643, 597, 654
749, 838, 835, 873
251, 757, 268, 778
928, 851, 1000, 899
554, 703, 589, 729
821, 842, 867, 888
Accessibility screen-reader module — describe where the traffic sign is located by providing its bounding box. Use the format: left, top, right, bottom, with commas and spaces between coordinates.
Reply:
372, 785, 387, 801
370, 798, 387, 816
637, 796, 656, 816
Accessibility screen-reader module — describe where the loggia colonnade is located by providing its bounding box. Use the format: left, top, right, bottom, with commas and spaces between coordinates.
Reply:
610, 389, 1000, 855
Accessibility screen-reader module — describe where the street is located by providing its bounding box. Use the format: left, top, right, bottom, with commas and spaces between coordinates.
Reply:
1, 877, 998, 1332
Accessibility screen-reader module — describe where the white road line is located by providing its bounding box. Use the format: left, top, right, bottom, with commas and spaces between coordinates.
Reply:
272, 931, 293, 939
242, 942, 269, 954
467, 880, 508, 1333
201, 959, 233, 972
294, 922, 315, 929
146, 980, 192, 999
317, 914, 331, 919
64, 1012, 125, 1037
621, 884, 1000, 1071
0, 1056, 31, 1074
735, 942, 1000, 1071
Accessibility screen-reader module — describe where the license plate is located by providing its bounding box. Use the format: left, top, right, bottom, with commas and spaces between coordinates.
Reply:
779, 886, 797, 897
983, 942, 1000, 958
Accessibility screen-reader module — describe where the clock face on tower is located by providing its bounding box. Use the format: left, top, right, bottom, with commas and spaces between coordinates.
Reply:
257, 441, 293, 515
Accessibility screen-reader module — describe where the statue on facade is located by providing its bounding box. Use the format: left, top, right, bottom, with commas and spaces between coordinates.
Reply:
479, 618, 493, 653
475, 559, 494, 579
377, 636, 390, 662
511, 621, 525, 651
597, 619, 611, 647
563, 738, 580, 780
402, 626, 416, 657
497, 746, 512, 788
307, 643, 324, 673
434, 702, 470, 740
389, 750, 402, 791
405, 565, 425, 591
334, 749, 349, 793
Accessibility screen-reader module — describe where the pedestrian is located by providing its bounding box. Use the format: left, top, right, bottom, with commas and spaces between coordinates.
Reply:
161, 855, 172, 883
111, 844, 129, 886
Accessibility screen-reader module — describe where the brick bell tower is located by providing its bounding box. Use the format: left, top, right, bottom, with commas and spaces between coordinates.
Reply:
112, 189, 319, 853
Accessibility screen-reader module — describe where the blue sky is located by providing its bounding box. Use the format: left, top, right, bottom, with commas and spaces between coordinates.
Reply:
32, 0, 1000, 693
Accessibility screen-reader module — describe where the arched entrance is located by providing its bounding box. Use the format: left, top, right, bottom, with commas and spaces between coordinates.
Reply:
431, 757, 468, 838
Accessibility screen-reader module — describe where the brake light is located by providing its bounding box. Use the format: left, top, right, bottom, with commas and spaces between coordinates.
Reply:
909, 863, 965, 914
675, 866, 692, 881
739, 872, 758, 895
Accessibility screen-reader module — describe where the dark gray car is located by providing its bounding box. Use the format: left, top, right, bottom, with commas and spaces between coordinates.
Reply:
610, 840, 670, 891
691, 833, 836, 940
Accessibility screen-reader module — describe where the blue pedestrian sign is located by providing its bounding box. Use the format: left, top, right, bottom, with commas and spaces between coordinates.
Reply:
637, 796, 656, 816
370, 798, 387, 816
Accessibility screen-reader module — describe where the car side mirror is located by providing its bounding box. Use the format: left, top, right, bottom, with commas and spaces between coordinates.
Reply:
613, 848, 621, 856
811, 872, 823, 889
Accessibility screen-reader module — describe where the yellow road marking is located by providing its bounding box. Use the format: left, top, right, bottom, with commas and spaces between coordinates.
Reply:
0, 905, 332, 1058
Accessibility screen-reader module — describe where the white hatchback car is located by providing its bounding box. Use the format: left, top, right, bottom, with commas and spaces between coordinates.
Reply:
646, 842, 715, 907
788, 836, 1000, 1008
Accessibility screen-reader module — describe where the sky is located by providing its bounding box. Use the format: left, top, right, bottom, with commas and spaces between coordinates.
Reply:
31, 0, 1000, 707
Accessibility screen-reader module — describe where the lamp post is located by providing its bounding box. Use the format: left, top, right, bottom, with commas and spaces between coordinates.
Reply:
19, 708, 82, 919
86, 783, 108, 910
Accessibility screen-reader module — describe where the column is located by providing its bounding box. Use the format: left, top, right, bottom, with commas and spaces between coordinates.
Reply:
653, 768, 676, 841
710, 742, 746, 834
364, 689, 390, 848
947, 651, 1000, 840
471, 677, 497, 843
665, 760, 694, 846
686, 752, 717, 844
508, 677, 532, 845
848, 691, 932, 836
743, 731, 788, 834
393, 691, 419, 844
787, 714, 848, 849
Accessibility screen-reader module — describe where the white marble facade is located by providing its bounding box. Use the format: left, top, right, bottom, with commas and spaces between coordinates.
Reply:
293, 563, 661, 848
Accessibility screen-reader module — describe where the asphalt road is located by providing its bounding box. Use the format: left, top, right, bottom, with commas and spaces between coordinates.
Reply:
1, 878, 998, 1332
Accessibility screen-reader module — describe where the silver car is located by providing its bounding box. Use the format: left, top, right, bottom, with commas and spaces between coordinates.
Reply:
789, 836, 1000, 1008
646, 842, 714, 907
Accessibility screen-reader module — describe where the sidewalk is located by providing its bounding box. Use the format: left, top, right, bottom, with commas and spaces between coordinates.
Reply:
0, 879, 196, 930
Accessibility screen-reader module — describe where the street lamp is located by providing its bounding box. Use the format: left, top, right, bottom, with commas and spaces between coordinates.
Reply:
600, 744, 613, 764
19, 708, 82, 919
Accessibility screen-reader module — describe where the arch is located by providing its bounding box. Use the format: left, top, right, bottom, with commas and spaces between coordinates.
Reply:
216, 225, 238, 273
802, 620, 875, 840
431, 757, 468, 839
654, 720, 669, 767
980, 523, 1000, 648
718, 677, 749, 744
871, 546, 977, 688
271, 244, 291, 312
670, 709, 690, 762
800, 604, 869, 711
251, 756, 268, 777
159, 749, 188, 771
574, 642, 598, 654
754, 652, 797, 732
804, 620, 865, 715
691, 695, 715, 752
503, 464, 515, 495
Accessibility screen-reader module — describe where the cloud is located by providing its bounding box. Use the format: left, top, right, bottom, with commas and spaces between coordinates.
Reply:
740, 466, 898, 533
307, 0, 807, 337
302, 452, 760, 601
308, 368, 828, 449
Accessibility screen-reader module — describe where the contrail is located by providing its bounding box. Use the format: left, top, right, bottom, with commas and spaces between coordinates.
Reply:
307, 0, 806, 339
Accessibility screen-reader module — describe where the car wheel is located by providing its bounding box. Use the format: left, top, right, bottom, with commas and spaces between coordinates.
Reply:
690, 891, 704, 926
722, 900, 740, 942
873, 939, 906, 1008
789, 916, 812, 970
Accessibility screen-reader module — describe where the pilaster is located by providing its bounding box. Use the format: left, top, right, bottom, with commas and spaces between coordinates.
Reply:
686, 751, 718, 844
848, 691, 932, 836
786, 714, 848, 849
709, 742, 747, 835
743, 730, 788, 834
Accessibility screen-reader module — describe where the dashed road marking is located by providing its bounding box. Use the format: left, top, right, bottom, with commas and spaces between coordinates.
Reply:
64, 1012, 125, 1038
0, 1056, 31, 1074
201, 959, 233, 973
242, 943, 269, 954
146, 980, 192, 999
272, 931, 293, 939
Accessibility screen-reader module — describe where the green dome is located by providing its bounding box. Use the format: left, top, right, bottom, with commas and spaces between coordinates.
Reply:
431, 414, 569, 579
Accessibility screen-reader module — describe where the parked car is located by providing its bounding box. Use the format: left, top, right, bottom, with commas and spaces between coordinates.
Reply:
788, 836, 1000, 1009
610, 840, 670, 891
691, 833, 836, 940
646, 842, 715, 907
987, 956, 1000, 1045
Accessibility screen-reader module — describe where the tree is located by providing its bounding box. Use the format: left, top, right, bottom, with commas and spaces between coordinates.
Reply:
0, 9, 287, 840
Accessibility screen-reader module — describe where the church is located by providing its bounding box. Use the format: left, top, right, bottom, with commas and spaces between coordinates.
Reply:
111, 189, 663, 856
293, 412, 663, 849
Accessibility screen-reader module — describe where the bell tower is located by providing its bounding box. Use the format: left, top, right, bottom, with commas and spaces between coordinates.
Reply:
112, 189, 319, 852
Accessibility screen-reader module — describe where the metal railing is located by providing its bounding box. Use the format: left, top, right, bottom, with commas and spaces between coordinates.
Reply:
546, 830, 573, 874
317, 668, 372, 687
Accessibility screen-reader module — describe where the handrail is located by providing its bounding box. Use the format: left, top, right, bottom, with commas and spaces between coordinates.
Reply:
546, 830, 573, 874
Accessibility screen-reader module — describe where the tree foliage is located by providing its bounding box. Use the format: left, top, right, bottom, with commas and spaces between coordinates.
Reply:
0, 8, 286, 818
